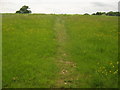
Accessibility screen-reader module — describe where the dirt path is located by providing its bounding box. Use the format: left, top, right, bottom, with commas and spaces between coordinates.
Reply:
54, 16, 77, 88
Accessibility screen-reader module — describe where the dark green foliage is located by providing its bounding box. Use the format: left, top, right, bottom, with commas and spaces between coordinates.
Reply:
84, 13, 89, 15
96, 12, 103, 15
92, 11, 120, 16
106, 11, 120, 16
16, 5, 31, 14
16, 11, 20, 13
93, 12, 106, 15
92, 13, 96, 15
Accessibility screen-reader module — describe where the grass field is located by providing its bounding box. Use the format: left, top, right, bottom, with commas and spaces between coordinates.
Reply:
2, 14, 118, 88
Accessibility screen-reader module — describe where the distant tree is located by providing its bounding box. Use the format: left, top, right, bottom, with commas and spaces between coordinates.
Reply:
101, 12, 106, 15
106, 11, 114, 16
115, 12, 120, 16
16, 5, 31, 14
96, 12, 103, 15
84, 13, 89, 15
92, 13, 96, 15
16, 11, 21, 13
92, 11, 120, 16
106, 11, 120, 16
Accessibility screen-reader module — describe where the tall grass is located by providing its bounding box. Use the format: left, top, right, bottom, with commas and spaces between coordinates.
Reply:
63, 15, 118, 88
2, 14, 118, 88
3, 14, 59, 88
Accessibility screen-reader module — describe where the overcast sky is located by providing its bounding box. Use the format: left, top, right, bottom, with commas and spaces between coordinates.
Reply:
0, 0, 119, 14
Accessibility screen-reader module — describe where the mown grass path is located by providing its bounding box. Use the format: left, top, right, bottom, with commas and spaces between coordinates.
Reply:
54, 16, 77, 88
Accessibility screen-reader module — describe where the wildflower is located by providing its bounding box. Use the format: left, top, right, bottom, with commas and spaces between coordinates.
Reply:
117, 61, 119, 64
114, 71, 117, 74
110, 62, 112, 65
65, 83, 67, 85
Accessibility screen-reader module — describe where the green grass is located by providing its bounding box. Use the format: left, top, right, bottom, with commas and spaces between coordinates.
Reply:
63, 15, 118, 88
3, 14, 59, 88
2, 14, 118, 88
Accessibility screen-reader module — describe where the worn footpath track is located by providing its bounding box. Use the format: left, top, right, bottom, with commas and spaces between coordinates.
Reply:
54, 16, 77, 88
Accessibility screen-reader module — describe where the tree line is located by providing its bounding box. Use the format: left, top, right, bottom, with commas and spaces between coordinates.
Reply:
84, 11, 120, 16
16, 5, 120, 16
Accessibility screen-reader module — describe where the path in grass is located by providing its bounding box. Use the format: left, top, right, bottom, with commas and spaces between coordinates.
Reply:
54, 16, 77, 88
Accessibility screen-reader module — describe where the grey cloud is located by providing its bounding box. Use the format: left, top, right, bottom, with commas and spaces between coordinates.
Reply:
0, 0, 118, 14
92, 2, 110, 7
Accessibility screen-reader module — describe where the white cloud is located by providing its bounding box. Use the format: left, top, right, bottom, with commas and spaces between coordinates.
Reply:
0, 0, 119, 14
